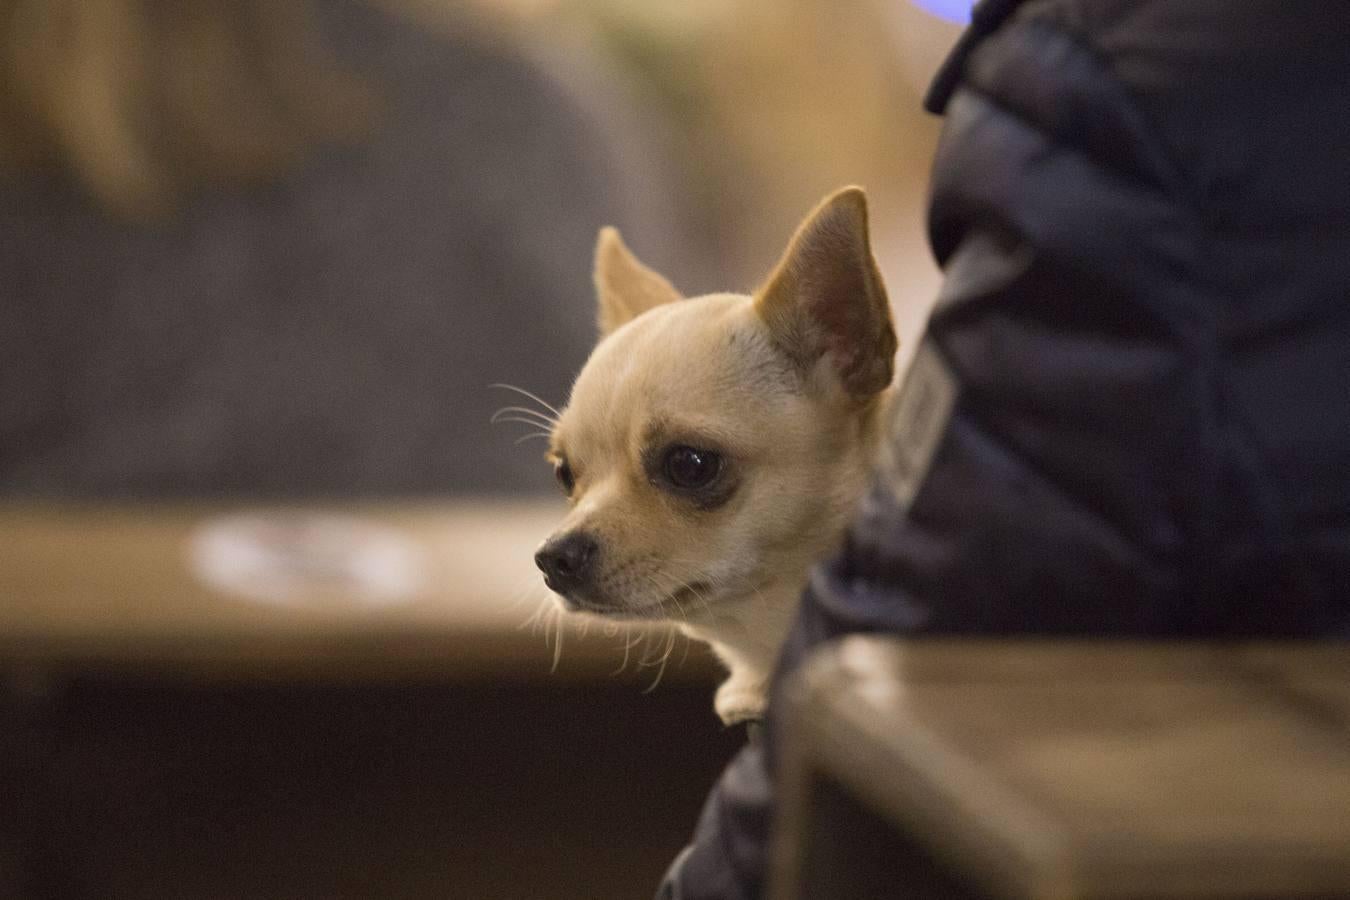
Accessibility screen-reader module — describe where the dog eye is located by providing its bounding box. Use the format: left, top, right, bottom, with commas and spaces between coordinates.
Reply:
663, 445, 722, 490
554, 459, 575, 495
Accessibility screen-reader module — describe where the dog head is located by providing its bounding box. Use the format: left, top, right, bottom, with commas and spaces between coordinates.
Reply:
535, 187, 895, 624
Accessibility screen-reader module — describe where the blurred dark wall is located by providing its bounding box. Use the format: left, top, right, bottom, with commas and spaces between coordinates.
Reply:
1, 673, 742, 899
0, 1, 693, 499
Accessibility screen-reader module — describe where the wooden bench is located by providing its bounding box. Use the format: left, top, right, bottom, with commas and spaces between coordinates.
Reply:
771, 638, 1350, 899
0, 502, 728, 899
0, 501, 711, 683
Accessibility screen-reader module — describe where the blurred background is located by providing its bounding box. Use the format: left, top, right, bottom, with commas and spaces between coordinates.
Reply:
0, 0, 961, 896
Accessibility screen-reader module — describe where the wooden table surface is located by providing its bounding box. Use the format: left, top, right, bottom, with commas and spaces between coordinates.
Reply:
0, 501, 711, 681
774, 638, 1350, 899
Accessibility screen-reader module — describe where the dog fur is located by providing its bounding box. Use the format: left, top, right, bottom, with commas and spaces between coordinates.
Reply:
536, 187, 897, 724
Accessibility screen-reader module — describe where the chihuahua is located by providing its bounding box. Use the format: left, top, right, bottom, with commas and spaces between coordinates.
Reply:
535, 187, 897, 724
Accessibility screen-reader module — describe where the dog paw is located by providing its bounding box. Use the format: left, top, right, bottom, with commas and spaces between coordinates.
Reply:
715, 678, 767, 726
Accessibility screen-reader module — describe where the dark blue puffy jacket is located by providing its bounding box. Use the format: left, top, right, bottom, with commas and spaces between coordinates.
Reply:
660, 0, 1350, 896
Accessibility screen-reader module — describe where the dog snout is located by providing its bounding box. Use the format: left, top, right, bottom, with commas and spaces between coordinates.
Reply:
535, 531, 599, 594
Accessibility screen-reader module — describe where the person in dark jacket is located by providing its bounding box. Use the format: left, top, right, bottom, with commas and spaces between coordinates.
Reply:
658, 0, 1350, 895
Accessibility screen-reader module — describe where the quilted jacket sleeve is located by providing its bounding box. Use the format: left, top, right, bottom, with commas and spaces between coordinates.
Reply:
659, 0, 1350, 895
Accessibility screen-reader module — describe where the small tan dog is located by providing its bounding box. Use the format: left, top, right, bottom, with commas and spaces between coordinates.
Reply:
535, 187, 896, 724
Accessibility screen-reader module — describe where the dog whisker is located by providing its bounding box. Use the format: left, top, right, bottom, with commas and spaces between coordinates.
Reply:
660, 556, 769, 621
488, 383, 563, 420
611, 624, 641, 676
641, 627, 678, 694
637, 571, 686, 622
490, 415, 557, 432
642, 629, 673, 668
549, 604, 565, 673
519, 595, 553, 633
657, 565, 717, 621
635, 628, 657, 666
490, 405, 559, 427
682, 579, 717, 619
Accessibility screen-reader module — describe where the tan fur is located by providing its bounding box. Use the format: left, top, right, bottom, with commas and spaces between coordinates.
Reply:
756, 187, 896, 397
540, 188, 896, 724
594, 227, 685, 336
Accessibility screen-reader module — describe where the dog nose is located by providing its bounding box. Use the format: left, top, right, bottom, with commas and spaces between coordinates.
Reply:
535, 532, 599, 593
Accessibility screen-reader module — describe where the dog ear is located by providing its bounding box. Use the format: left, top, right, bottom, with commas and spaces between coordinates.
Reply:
754, 187, 896, 398
593, 228, 683, 336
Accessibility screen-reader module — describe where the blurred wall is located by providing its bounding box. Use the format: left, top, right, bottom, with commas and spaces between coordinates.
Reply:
0, 0, 962, 499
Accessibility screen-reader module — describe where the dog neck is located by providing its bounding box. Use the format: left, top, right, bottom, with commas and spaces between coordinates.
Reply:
679, 392, 891, 725
679, 575, 804, 724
